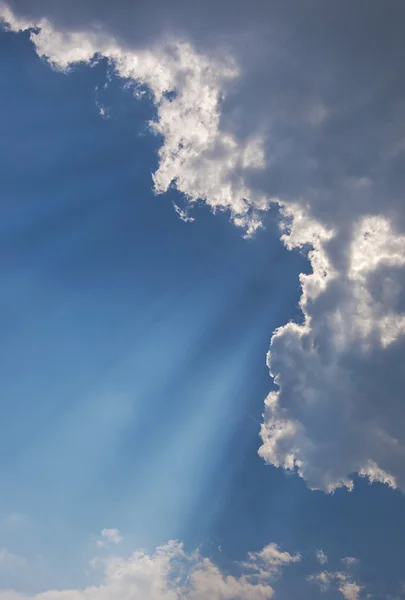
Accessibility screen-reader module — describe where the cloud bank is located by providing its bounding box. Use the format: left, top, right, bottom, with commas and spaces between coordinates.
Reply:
2, 537, 396, 600
0, 541, 301, 600
2, 0, 405, 492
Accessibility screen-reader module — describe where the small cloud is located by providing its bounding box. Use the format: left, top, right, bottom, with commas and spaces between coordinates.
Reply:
94, 85, 110, 119
245, 542, 301, 580
173, 202, 195, 223
308, 570, 333, 592
97, 528, 123, 548
337, 577, 362, 600
97, 104, 109, 118
0, 539, 300, 599
342, 557, 359, 567
309, 570, 362, 600
316, 549, 328, 565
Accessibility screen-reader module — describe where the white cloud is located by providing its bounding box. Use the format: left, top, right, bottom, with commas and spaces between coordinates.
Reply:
342, 557, 359, 568
2, 0, 405, 493
337, 579, 362, 600
245, 543, 301, 580
259, 212, 405, 492
0, 541, 299, 600
0, 4, 270, 238
309, 570, 362, 600
97, 529, 123, 548
316, 550, 328, 565
359, 461, 397, 489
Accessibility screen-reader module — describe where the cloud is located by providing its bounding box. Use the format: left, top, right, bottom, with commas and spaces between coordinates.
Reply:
0, 541, 300, 600
259, 214, 405, 491
0, 4, 269, 237
309, 570, 362, 600
96, 529, 123, 548
316, 550, 328, 565
173, 202, 195, 223
0, 540, 396, 600
2, 0, 405, 492
342, 557, 359, 568
244, 544, 301, 580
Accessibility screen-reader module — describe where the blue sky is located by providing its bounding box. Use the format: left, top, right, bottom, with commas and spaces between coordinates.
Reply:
1, 5, 405, 600
0, 27, 306, 588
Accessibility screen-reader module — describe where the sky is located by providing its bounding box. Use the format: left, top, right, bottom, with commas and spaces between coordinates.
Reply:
1, 2, 405, 599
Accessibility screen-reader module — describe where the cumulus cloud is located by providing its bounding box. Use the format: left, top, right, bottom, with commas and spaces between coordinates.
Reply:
2, 0, 405, 492
308, 570, 362, 600
244, 543, 301, 580
259, 214, 405, 491
0, 541, 300, 600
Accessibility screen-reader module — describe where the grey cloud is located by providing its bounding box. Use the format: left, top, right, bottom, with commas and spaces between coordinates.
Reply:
6, 0, 405, 231
2, 0, 405, 491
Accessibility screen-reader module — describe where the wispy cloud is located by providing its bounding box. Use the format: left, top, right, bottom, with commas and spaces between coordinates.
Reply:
97, 528, 123, 548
